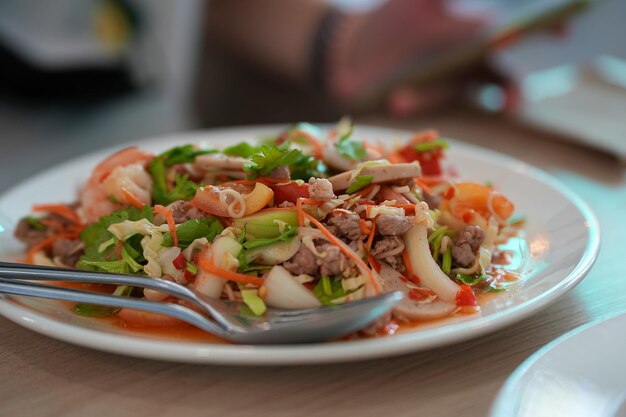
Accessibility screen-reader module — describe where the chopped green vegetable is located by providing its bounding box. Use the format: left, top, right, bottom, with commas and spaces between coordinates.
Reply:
223, 142, 260, 158
428, 226, 455, 262
121, 246, 143, 273
336, 122, 366, 161
73, 285, 133, 318
238, 284, 267, 316
232, 209, 298, 238
245, 144, 303, 178
455, 274, 486, 286
170, 174, 203, 203
24, 216, 46, 231
313, 276, 360, 305
236, 249, 272, 273
162, 217, 223, 248
288, 153, 327, 181
345, 175, 373, 194
427, 226, 451, 244
441, 248, 452, 275
414, 138, 448, 152
242, 224, 297, 250
487, 284, 506, 293
76, 259, 129, 274
73, 303, 119, 318
148, 145, 214, 205
77, 206, 153, 273
185, 263, 198, 275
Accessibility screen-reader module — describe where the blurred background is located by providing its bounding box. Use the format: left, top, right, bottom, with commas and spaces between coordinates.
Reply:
0, 0, 624, 193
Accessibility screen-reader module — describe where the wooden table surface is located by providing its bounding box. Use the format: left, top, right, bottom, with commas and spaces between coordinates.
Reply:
1, 111, 624, 417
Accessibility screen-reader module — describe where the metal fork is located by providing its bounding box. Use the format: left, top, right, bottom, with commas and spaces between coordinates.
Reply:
0, 261, 403, 344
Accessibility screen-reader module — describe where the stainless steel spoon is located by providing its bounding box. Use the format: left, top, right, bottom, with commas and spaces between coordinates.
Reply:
0, 261, 403, 344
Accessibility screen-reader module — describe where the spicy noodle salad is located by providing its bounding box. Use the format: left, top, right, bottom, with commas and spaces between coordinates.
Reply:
14, 121, 522, 334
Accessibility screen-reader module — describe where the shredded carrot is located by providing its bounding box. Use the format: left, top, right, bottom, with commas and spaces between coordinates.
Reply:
444, 186, 455, 200
25, 232, 77, 264
402, 249, 417, 282
355, 184, 376, 198
300, 198, 323, 206
296, 198, 322, 227
39, 218, 66, 232
303, 212, 381, 293
198, 257, 264, 287
419, 176, 446, 185
256, 177, 292, 185
226, 179, 258, 186
366, 220, 376, 252
296, 198, 304, 226
416, 179, 433, 195
291, 130, 324, 159
67, 224, 86, 234
410, 130, 438, 145
154, 205, 178, 247
390, 203, 417, 215
367, 253, 381, 273
363, 142, 383, 155
359, 219, 371, 235
121, 188, 145, 209
388, 151, 407, 164
32, 204, 81, 225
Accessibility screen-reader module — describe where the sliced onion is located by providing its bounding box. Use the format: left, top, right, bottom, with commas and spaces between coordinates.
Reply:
378, 262, 456, 321
193, 236, 242, 298
245, 237, 301, 265
262, 266, 321, 309
403, 223, 460, 303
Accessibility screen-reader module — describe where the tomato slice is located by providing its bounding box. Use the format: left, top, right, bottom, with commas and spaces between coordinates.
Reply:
191, 183, 253, 217
456, 284, 478, 307
271, 182, 309, 205
172, 253, 186, 270
399, 144, 444, 176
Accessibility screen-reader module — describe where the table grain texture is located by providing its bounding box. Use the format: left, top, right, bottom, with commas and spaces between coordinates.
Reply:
1, 111, 624, 417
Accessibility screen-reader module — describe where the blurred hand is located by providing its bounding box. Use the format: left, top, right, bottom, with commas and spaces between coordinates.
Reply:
328, 0, 513, 117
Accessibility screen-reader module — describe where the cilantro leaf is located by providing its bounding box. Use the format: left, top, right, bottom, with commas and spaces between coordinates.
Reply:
159, 145, 217, 166
288, 153, 327, 181
162, 217, 224, 248
148, 145, 214, 205
73, 303, 120, 318
24, 216, 46, 231
414, 138, 448, 152
236, 243, 272, 273
166, 174, 202, 203
76, 259, 130, 274
455, 273, 486, 286
345, 175, 373, 194
77, 206, 153, 273
336, 122, 366, 161
242, 224, 297, 250
73, 285, 134, 318
223, 142, 261, 158
245, 144, 303, 178
487, 284, 506, 293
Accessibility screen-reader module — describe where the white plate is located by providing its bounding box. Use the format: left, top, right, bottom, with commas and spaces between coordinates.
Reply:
0, 125, 600, 365
491, 311, 626, 417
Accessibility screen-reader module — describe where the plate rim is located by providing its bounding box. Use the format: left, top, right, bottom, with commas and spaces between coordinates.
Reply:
0, 124, 601, 365
489, 310, 626, 417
